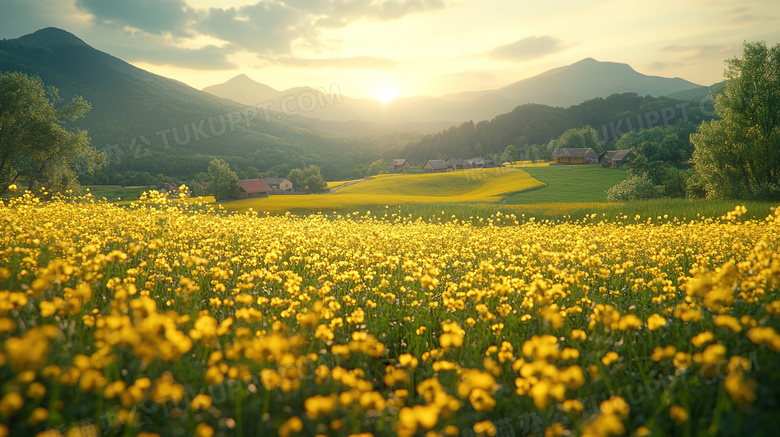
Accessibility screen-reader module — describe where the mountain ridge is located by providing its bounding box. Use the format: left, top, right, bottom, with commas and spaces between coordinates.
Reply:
203, 57, 702, 125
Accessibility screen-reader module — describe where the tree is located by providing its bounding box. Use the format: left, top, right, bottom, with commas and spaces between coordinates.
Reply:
302, 165, 327, 193
614, 122, 698, 198
606, 174, 665, 202
501, 144, 518, 165
692, 41, 780, 199
208, 158, 239, 201
286, 168, 305, 191
0, 72, 104, 195
366, 159, 387, 176
286, 165, 327, 193
549, 126, 604, 154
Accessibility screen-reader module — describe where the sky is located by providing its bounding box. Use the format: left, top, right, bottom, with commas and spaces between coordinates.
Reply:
2, 0, 780, 101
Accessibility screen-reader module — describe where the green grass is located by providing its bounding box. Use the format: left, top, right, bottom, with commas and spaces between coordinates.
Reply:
561, 198, 778, 222
502, 165, 629, 204
319, 199, 778, 226
83, 185, 153, 202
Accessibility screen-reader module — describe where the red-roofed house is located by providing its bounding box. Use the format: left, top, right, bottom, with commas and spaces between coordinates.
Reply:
236, 179, 270, 198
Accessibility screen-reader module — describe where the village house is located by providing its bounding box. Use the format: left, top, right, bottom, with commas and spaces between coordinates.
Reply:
236, 179, 270, 198
446, 158, 473, 170
599, 150, 633, 168
550, 148, 599, 165
423, 159, 448, 173
389, 159, 411, 172
263, 177, 293, 190
469, 157, 487, 168
158, 182, 179, 194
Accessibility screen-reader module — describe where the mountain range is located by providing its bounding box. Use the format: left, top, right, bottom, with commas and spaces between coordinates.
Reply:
203, 58, 704, 125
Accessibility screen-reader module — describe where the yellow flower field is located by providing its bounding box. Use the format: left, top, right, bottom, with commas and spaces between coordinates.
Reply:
224, 168, 544, 213
0, 191, 779, 437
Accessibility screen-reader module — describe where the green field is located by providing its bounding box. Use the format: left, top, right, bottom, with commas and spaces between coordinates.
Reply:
502, 165, 629, 204
84, 185, 153, 202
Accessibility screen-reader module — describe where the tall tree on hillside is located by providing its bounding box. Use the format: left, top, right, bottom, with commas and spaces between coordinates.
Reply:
208, 158, 239, 201
692, 41, 780, 199
0, 72, 104, 195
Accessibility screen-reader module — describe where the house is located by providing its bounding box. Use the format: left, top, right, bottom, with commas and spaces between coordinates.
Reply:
263, 177, 293, 190
389, 159, 411, 172
158, 182, 179, 194
599, 150, 633, 168
423, 159, 448, 173
446, 158, 472, 170
550, 148, 599, 165
236, 179, 270, 198
469, 157, 487, 168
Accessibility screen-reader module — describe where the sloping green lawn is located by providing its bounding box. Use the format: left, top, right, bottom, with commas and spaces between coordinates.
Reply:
502, 165, 629, 204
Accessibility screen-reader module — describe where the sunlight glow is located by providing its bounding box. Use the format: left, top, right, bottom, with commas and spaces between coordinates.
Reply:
375, 84, 399, 103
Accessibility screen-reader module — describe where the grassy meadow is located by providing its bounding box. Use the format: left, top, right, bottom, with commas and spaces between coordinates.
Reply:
502, 165, 629, 204
0, 190, 778, 437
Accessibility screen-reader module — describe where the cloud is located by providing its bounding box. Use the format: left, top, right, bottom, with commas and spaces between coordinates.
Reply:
198, 2, 309, 55
660, 44, 732, 61
722, 6, 774, 25
650, 43, 734, 72
116, 42, 237, 70
75, 0, 194, 36
277, 56, 398, 70
488, 36, 565, 61
197, 0, 446, 54
649, 61, 683, 71
0, 0, 87, 38
3, 0, 448, 72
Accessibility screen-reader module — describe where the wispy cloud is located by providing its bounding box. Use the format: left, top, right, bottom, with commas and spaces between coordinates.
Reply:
488, 36, 565, 61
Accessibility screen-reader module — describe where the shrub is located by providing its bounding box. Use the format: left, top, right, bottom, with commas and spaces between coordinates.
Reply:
607, 174, 664, 202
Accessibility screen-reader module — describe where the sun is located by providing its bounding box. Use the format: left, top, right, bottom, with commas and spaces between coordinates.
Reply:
374, 84, 399, 103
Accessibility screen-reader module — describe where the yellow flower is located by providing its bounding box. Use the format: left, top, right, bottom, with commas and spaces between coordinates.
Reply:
691, 331, 715, 348
399, 353, 419, 369
194, 423, 214, 437
651, 345, 676, 362
602, 351, 619, 366
191, 394, 212, 411
473, 420, 497, 437
646, 313, 666, 331
600, 396, 630, 419
278, 416, 303, 437
562, 399, 583, 414
0, 392, 23, 417
669, 405, 688, 425
304, 394, 338, 419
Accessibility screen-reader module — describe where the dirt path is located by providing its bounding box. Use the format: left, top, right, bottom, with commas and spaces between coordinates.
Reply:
328, 178, 370, 194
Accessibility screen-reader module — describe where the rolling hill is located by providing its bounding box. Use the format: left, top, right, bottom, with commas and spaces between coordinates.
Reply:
222, 167, 544, 213
203, 58, 703, 125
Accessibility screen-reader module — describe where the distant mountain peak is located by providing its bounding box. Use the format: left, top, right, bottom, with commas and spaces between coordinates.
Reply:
12, 27, 89, 49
